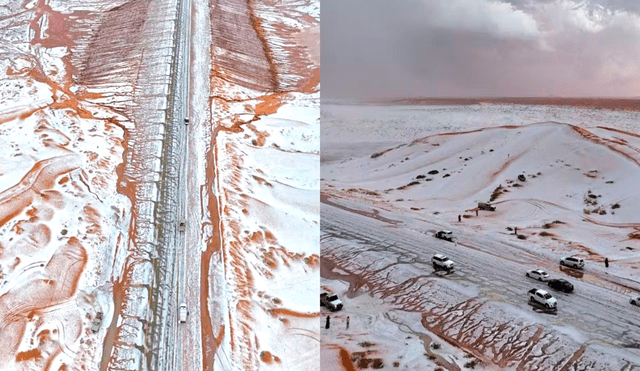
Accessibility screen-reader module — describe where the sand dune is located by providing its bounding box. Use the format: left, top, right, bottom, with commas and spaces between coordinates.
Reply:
322, 105, 640, 370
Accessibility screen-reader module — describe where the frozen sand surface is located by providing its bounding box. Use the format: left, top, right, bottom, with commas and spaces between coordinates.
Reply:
1, 0, 319, 370
322, 103, 640, 370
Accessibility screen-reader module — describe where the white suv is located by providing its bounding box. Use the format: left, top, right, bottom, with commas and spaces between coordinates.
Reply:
560, 256, 584, 269
434, 230, 454, 242
432, 254, 454, 270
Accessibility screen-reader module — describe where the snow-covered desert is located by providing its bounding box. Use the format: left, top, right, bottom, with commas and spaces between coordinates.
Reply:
0, 0, 318, 370
321, 101, 640, 370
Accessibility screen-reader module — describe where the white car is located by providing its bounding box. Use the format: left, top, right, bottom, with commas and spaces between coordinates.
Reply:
432, 254, 455, 270
179, 303, 188, 323
560, 256, 584, 269
630, 296, 640, 306
526, 269, 550, 281
434, 230, 454, 242
528, 289, 557, 310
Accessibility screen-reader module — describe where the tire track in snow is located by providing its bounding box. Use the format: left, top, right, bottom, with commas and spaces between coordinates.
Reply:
322, 201, 640, 369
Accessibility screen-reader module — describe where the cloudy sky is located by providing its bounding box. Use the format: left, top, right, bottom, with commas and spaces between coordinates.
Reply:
322, 0, 640, 99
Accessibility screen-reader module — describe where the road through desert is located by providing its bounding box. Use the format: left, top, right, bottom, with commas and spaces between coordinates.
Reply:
0, 0, 319, 370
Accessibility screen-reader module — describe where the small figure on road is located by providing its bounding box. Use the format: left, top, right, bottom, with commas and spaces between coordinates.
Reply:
346, 316, 350, 330
514, 227, 518, 235
325, 315, 330, 329
458, 214, 461, 222
475, 209, 478, 217
605, 257, 609, 268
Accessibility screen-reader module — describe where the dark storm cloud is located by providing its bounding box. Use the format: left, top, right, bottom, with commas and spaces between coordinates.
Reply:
322, 0, 640, 99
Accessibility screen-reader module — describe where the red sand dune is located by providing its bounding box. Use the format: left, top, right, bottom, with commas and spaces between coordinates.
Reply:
0, 237, 87, 365
0, 154, 81, 229
210, 0, 279, 92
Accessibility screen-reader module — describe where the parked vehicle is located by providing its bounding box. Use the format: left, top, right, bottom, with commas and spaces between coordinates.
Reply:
179, 303, 188, 323
320, 292, 343, 311
630, 296, 640, 306
528, 289, 557, 310
91, 312, 103, 333
478, 202, 496, 211
434, 230, 455, 242
178, 220, 186, 232
184, 117, 189, 124
547, 278, 574, 293
432, 254, 455, 270
560, 256, 584, 269
526, 269, 550, 281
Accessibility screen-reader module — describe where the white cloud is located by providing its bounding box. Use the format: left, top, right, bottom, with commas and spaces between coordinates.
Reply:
538, 0, 640, 34
424, 0, 540, 40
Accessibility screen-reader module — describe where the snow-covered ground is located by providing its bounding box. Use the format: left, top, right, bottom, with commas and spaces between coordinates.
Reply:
0, 0, 319, 370
179, 0, 320, 370
321, 103, 640, 370
0, 1, 140, 370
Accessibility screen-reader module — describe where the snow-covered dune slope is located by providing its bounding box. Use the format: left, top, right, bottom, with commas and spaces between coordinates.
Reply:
321, 103, 640, 163
321, 103, 640, 370
0, 0, 180, 370
323, 107, 640, 271
185, 0, 320, 370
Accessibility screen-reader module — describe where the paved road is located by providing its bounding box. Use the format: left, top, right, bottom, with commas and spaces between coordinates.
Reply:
321, 197, 640, 368
169, 0, 191, 368
143, 0, 191, 369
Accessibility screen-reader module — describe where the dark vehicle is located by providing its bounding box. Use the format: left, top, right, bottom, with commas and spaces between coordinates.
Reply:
478, 202, 496, 211
548, 278, 574, 293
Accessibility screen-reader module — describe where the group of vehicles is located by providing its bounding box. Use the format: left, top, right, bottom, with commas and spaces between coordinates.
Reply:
525, 268, 575, 310
431, 249, 580, 310
431, 229, 639, 311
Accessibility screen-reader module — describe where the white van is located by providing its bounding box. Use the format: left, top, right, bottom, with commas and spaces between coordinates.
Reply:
179, 303, 188, 323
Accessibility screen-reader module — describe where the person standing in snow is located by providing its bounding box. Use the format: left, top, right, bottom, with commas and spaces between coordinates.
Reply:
605, 257, 609, 268
458, 214, 461, 222
325, 315, 330, 329
346, 316, 350, 330
475, 209, 478, 217
514, 227, 517, 235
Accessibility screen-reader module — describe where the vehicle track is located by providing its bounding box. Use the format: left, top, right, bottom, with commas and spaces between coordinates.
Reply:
325, 208, 640, 329
144, 0, 190, 369
322, 201, 640, 366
